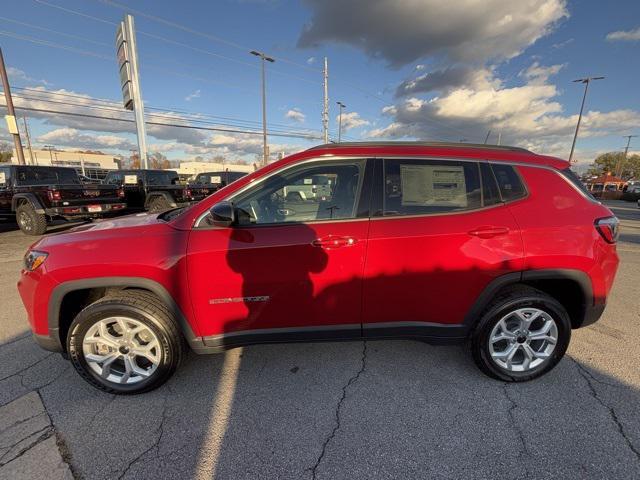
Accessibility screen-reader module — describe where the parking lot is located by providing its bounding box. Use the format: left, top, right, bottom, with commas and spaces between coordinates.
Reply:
1, 200, 639, 479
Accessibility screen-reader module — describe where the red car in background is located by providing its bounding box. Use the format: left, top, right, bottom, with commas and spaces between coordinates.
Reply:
18, 142, 619, 394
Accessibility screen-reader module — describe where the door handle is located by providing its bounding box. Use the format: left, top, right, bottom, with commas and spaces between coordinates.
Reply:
312, 236, 358, 249
468, 226, 510, 239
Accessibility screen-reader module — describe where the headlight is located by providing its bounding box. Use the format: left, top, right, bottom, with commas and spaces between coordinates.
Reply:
24, 250, 48, 271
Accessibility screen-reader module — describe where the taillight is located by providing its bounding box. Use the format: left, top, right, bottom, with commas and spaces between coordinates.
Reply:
117, 188, 125, 198
184, 188, 192, 198
47, 189, 61, 201
595, 216, 619, 244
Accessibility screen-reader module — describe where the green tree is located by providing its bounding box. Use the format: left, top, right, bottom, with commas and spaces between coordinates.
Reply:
0, 141, 12, 163
588, 152, 640, 179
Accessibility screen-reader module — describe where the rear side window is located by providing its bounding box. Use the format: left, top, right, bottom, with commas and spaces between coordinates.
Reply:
561, 167, 595, 200
490, 164, 527, 202
147, 171, 179, 186
383, 159, 482, 216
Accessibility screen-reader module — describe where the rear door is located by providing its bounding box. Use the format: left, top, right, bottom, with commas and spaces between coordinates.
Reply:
362, 158, 524, 339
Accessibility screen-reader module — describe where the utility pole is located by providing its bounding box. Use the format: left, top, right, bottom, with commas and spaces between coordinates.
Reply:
497, 132, 502, 145
44, 145, 54, 163
250, 50, 274, 167
22, 116, 34, 165
617, 134, 638, 178
569, 76, 605, 163
484, 130, 492, 144
0, 48, 25, 165
122, 15, 148, 169
336, 101, 346, 143
322, 57, 329, 144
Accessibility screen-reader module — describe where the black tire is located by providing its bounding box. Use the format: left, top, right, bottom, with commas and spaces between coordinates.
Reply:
148, 195, 172, 213
471, 286, 571, 382
67, 290, 185, 394
16, 202, 47, 235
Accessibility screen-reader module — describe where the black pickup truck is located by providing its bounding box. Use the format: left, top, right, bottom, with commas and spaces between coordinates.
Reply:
0, 165, 127, 235
191, 170, 248, 190
103, 169, 210, 212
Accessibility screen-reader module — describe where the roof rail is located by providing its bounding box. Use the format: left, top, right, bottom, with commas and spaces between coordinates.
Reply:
308, 141, 532, 154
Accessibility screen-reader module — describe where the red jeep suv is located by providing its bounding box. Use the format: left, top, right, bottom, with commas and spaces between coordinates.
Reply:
18, 142, 620, 394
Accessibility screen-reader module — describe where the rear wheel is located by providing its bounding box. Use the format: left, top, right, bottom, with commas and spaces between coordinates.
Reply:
67, 290, 184, 394
16, 203, 47, 235
471, 286, 571, 382
148, 196, 172, 213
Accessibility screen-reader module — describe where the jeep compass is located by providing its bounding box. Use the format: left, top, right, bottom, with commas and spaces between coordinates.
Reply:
18, 142, 620, 394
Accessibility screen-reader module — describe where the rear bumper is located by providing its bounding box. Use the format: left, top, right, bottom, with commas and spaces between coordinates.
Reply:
45, 202, 127, 217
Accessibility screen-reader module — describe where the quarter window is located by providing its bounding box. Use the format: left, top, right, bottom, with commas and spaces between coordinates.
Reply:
231, 160, 366, 225
490, 164, 526, 201
383, 159, 482, 216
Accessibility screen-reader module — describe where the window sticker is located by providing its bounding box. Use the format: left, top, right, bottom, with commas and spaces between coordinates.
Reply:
124, 174, 138, 185
303, 178, 313, 185
0, 172, 5, 185
211, 176, 222, 184
400, 165, 467, 207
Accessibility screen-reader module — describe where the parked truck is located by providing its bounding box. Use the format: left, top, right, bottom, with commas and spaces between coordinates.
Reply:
0, 165, 126, 235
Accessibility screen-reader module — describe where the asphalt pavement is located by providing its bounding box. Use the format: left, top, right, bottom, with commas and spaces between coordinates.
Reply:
0, 200, 639, 479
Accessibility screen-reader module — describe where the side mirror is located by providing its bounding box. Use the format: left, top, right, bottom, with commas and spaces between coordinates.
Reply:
209, 201, 235, 227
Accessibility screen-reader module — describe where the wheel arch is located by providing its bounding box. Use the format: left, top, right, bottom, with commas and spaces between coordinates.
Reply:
48, 277, 200, 353
144, 191, 176, 209
464, 269, 596, 330
12, 193, 46, 213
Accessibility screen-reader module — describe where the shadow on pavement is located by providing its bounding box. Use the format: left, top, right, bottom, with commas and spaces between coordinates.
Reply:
2, 328, 640, 479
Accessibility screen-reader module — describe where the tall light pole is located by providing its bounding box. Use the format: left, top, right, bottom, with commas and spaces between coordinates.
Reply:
569, 76, 604, 163
336, 101, 346, 143
0, 48, 25, 165
617, 134, 638, 178
250, 50, 274, 167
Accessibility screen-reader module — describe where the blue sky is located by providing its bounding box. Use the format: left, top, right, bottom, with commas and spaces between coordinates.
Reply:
1, 0, 639, 165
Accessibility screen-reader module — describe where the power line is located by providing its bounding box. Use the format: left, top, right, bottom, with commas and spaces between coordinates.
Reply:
0, 29, 113, 60
34, 0, 118, 26
0, 15, 112, 48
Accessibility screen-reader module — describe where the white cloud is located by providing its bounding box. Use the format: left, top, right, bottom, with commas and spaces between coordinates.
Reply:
369, 64, 640, 161
306, 56, 316, 65
185, 89, 201, 101
7, 67, 50, 86
36, 128, 136, 151
606, 27, 640, 42
298, 0, 568, 67
338, 111, 369, 130
285, 108, 306, 123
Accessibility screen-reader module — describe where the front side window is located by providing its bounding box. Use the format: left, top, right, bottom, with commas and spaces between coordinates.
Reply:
232, 160, 366, 225
383, 159, 482, 216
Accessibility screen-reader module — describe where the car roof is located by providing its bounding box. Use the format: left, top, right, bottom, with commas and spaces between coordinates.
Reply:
297, 141, 569, 170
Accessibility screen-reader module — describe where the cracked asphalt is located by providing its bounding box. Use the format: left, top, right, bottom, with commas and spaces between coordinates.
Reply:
0, 200, 639, 479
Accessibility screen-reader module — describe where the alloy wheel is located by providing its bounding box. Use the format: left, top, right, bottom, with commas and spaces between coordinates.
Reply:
82, 317, 161, 384
488, 308, 558, 373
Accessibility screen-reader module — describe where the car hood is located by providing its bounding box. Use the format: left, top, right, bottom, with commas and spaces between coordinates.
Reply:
70, 212, 163, 232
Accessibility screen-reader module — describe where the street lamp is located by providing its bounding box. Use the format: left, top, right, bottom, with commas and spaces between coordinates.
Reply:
568, 76, 605, 163
336, 101, 346, 143
250, 50, 275, 167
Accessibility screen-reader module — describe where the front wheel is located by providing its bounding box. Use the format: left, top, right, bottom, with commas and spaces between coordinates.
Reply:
67, 290, 184, 394
471, 286, 571, 382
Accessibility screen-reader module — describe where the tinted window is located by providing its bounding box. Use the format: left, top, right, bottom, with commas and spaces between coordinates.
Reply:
383, 159, 481, 216
480, 162, 501, 206
105, 172, 123, 185
147, 171, 179, 186
561, 167, 595, 200
231, 160, 365, 224
490, 164, 526, 201
15, 167, 79, 185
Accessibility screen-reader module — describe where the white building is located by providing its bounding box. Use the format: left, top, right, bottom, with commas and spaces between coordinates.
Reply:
173, 161, 255, 178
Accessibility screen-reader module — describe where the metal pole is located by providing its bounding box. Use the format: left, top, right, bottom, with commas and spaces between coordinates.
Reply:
124, 15, 148, 169
22, 116, 34, 165
0, 48, 25, 165
484, 130, 491, 144
260, 56, 268, 166
337, 101, 345, 143
322, 57, 329, 144
618, 135, 638, 178
569, 76, 604, 163
497, 132, 501, 145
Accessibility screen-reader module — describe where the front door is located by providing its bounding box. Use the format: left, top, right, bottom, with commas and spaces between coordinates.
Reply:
187, 158, 372, 346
